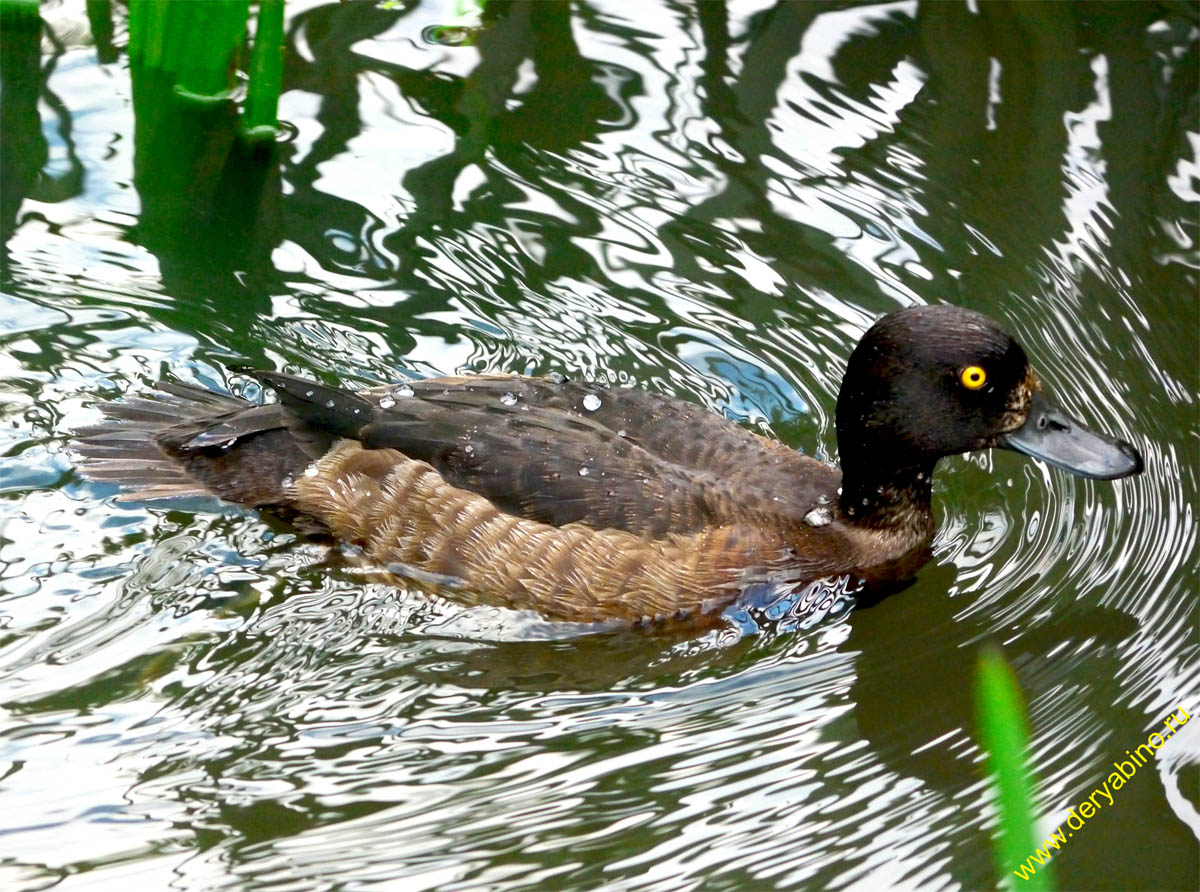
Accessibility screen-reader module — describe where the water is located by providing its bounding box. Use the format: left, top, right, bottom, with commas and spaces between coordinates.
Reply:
1, 1, 1197, 889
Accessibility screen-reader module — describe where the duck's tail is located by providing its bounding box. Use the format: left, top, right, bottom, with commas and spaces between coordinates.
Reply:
71, 380, 320, 507
72, 381, 244, 501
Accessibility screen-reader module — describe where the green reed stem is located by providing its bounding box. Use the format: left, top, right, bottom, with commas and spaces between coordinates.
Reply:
244, 0, 285, 138
128, 0, 250, 100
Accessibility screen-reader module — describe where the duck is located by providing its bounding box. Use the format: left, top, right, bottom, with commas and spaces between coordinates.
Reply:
72, 305, 1143, 624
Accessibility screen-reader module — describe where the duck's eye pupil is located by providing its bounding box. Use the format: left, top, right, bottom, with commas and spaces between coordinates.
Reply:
960, 366, 987, 390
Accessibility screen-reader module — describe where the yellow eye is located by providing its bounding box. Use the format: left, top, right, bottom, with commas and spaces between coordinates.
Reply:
960, 365, 987, 390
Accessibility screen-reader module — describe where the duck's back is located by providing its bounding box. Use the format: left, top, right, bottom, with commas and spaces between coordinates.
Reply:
74, 373, 889, 622
337, 375, 838, 536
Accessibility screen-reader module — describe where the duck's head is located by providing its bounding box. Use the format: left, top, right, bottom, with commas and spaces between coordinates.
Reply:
835, 305, 1142, 511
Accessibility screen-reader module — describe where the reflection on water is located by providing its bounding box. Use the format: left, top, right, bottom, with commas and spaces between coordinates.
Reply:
1, 1, 1197, 890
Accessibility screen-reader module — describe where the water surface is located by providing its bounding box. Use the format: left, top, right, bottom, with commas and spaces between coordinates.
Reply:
1, 1, 1197, 890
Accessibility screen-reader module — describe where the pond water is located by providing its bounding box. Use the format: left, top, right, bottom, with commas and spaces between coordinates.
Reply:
1, 1, 1197, 889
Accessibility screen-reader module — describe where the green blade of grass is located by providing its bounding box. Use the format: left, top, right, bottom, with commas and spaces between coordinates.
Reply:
975, 645, 1054, 891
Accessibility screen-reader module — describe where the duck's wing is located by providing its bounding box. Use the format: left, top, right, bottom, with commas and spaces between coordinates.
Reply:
251, 372, 838, 537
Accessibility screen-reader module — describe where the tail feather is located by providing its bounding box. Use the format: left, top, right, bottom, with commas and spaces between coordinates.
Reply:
69, 442, 157, 459
72, 380, 261, 503
82, 464, 188, 479
112, 483, 210, 501
87, 402, 192, 424
75, 426, 166, 443
72, 376, 338, 514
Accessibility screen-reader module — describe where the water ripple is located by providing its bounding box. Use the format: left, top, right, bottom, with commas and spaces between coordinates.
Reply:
0, 2, 1195, 890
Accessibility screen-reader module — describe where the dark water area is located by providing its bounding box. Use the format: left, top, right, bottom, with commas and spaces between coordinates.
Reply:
1, 1, 1197, 889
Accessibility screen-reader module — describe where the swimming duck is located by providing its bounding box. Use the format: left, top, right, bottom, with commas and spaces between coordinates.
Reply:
72, 305, 1142, 623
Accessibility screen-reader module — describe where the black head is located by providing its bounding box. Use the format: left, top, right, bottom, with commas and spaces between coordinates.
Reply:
835, 305, 1142, 486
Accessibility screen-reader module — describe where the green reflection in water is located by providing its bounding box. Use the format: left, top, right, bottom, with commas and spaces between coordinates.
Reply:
0, 2, 1196, 891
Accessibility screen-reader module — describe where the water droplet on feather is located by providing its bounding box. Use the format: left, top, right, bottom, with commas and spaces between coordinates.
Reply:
804, 506, 833, 527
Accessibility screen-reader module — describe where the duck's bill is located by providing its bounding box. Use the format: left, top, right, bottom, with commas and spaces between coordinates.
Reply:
997, 392, 1143, 480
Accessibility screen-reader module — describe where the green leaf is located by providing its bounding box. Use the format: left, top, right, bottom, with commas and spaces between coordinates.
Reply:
975, 645, 1055, 891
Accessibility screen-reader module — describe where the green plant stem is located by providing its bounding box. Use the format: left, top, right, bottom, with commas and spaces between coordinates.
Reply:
245, 0, 285, 137
128, 0, 249, 99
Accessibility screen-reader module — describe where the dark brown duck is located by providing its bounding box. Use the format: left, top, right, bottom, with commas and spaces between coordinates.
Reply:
72, 305, 1143, 623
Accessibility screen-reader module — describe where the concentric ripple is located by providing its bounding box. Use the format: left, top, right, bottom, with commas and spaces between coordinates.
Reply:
0, 2, 1196, 891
